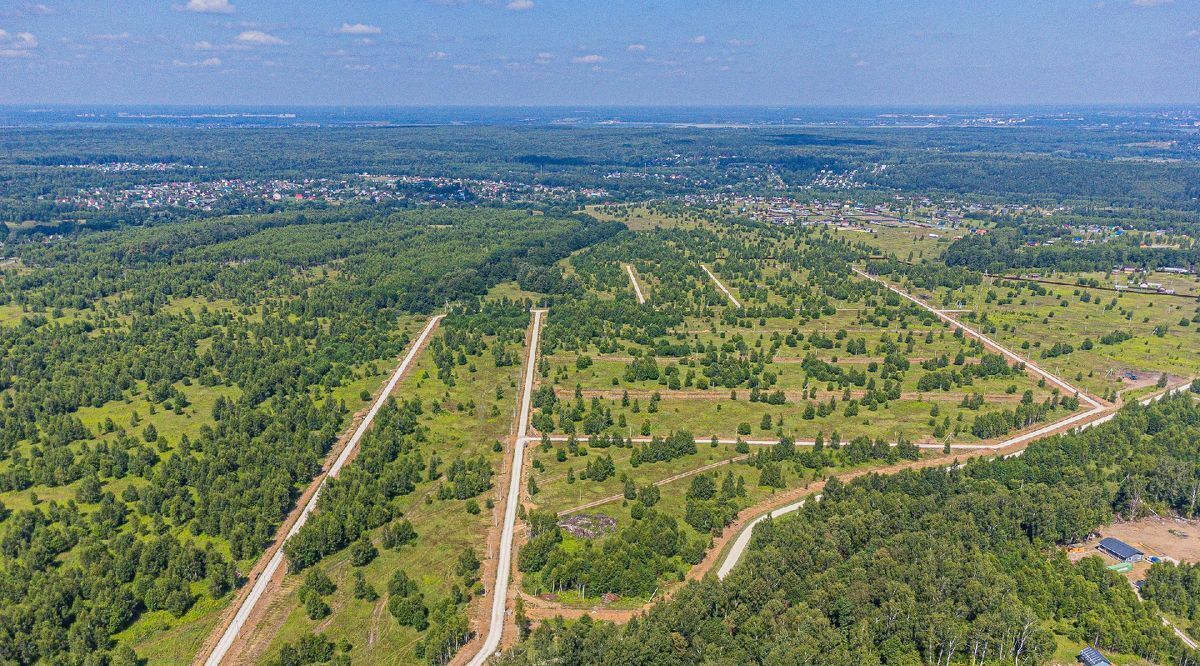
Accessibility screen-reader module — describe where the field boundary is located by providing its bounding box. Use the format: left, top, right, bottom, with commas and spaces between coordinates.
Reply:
556, 453, 749, 516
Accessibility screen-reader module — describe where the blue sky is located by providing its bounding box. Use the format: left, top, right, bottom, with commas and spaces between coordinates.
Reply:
0, 0, 1196, 106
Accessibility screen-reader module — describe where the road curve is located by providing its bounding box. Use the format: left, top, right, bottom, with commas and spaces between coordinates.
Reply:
716, 378, 1195, 581
201, 315, 443, 666
714, 406, 1103, 580
701, 264, 742, 308
718, 271, 1115, 583
717, 496, 818, 579
467, 309, 545, 666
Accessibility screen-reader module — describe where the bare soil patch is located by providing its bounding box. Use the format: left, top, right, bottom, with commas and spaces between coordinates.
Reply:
1072, 517, 1200, 565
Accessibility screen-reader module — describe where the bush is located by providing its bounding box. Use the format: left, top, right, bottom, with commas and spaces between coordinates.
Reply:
350, 538, 378, 567
278, 633, 335, 666
389, 595, 429, 630
303, 569, 336, 596
303, 591, 331, 620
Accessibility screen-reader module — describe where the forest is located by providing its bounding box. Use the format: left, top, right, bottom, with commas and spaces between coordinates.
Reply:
0, 204, 618, 664
0, 118, 1197, 665
944, 225, 1200, 274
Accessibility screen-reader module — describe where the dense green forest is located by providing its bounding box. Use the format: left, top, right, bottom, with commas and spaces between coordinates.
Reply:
499, 396, 1200, 666
945, 225, 1199, 274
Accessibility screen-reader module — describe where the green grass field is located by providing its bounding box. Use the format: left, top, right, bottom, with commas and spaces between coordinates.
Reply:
832, 222, 959, 260
897, 275, 1200, 398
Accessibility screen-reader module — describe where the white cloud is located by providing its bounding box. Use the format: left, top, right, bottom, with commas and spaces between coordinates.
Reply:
0, 28, 37, 56
626, 43, 646, 52
1131, 0, 1173, 6
427, 50, 449, 60
1188, 29, 1200, 37
727, 38, 751, 47
571, 53, 605, 64
173, 56, 222, 67
506, 0, 534, 9
534, 51, 552, 63
181, 0, 235, 14
9, 31, 36, 47
2, 3, 54, 17
91, 32, 130, 41
345, 63, 373, 71
689, 35, 707, 44
190, 40, 214, 50
338, 22, 381, 35
235, 30, 285, 45
850, 52, 867, 67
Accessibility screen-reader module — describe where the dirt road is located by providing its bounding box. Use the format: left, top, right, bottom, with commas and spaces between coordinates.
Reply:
557, 453, 749, 516
701, 264, 742, 308
197, 315, 443, 666
624, 263, 646, 304
851, 267, 1103, 410
464, 309, 545, 666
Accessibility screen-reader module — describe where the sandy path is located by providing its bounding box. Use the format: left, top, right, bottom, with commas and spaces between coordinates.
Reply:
461, 310, 545, 666
701, 264, 742, 308
553, 387, 1042, 403
713, 378, 1194, 582
624, 264, 646, 304
851, 267, 1104, 410
557, 454, 749, 516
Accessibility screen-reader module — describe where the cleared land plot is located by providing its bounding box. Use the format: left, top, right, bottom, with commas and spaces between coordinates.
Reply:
1078, 517, 1200, 565
244, 320, 527, 665
832, 222, 959, 259
527, 443, 746, 515
903, 276, 1200, 399
582, 204, 708, 231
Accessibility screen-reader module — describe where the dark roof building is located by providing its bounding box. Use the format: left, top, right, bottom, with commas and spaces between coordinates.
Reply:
1079, 646, 1111, 665
1098, 537, 1143, 563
